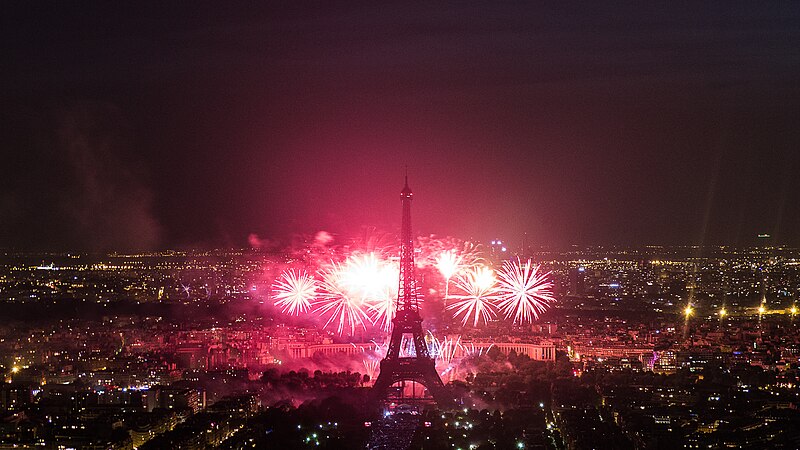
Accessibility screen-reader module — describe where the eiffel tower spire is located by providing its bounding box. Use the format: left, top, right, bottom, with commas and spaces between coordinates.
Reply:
372, 177, 453, 409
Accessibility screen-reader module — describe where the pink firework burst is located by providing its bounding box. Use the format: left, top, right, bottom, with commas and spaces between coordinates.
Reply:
314, 264, 372, 336
339, 252, 397, 301
367, 294, 397, 333
336, 252, 398, 331
436, 250, 463, 300
436, 250, 463, 281
271, 270, 317, 315
495, 258, 554, 325
447, 266, 498, 327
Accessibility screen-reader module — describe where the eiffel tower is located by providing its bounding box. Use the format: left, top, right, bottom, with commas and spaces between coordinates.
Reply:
371, 177, 453, 409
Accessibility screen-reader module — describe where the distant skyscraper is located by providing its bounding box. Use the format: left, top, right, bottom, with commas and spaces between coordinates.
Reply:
569, 267, 586, 297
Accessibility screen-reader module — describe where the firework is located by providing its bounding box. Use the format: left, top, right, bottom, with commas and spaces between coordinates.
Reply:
455, 241, 485, 270
339, 253, 397, 301
436, 250, 463, 299
314, 264, 372, 335
400, 334, 417, 357
427, 334, 462, 377
268, 236, 495, 334
363, 359, 380, 382
272, 270, 317, 315
495, 258, 554, 325
369, 339, 389, 359
430, 335, 461, 367
447, 266, 498, 327
461, 342, 493, 358
436, 250, 462, 281
367, 294, 397, 332
427, 333, 442, 360
417, 237, 484, 270
338, 253, 399, 331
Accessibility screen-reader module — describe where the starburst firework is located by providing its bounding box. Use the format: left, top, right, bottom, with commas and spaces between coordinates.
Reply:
314, 264, 372, 335
338, 253, 399, 331
367, 294, 397, 332
436, 250, 463, 299
447, 266, 498, 326
271, 270, 317, 315
495, 258, 554, 325
436, 250, 463, 281
338, 253, 396, 300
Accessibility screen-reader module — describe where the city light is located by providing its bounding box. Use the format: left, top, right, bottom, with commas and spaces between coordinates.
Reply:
4, 3, 800, 450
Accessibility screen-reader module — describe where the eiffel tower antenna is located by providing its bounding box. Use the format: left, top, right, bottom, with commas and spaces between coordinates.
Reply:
371, 176, 454, 410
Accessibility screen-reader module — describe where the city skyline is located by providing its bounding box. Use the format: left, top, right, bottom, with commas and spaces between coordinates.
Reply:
2, 241, 800, 448
3, 3, 800, 251
5, 4, 800, 449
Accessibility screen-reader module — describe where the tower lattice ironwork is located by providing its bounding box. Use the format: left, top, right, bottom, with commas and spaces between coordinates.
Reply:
372, 177, 453, 409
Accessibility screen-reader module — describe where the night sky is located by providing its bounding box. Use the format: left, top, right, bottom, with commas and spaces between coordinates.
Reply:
3, 3, 800, 251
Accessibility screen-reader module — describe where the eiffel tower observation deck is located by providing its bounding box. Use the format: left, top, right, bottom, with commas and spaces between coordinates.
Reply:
371, 177, 454, 411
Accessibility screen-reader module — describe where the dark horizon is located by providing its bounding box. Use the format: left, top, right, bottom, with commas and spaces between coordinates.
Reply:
3, 3, 800, 251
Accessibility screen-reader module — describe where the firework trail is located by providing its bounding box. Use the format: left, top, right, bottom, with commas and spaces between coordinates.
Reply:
495, 258, 554, 325
436, 250, 462, 299
447, 266, 498, 327
367, 295, 397, 333
454, 241, 485, 270
427, 332, 442, 360
429, 334, 462, 375
348, 227, 398, 255
314, 264, 372, 336
271, 270, 317, 315
417, 236, 484, 270
461, 342, 493, 358
362, 359, 380, 382
369, 339, 389, 359
436, 250, 463, 280
402, 335, 414, 357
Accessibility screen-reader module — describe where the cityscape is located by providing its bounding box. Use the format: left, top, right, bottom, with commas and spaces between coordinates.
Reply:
4, 3, 800, 450
3, 235, 800, 448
